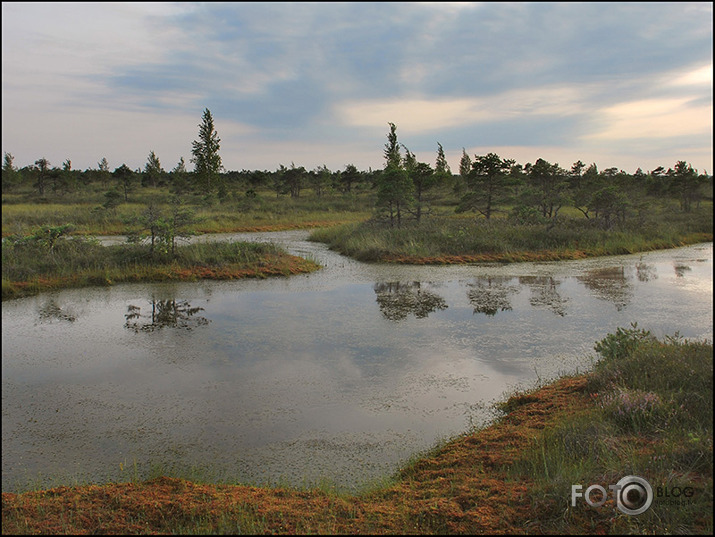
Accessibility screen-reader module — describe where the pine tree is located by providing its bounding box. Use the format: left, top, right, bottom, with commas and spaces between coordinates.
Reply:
376, 123, 413, 227
191, 108, 222, 193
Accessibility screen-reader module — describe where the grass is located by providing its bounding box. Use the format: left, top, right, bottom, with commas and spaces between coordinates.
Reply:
1, 188, 374, 237
309, 206, 713, 263
2, 327, 712, 534
503, 325, 713, 534
2, 236, 321, 300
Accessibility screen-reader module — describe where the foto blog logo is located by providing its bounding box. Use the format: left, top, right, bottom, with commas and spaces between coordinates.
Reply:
571, 475, 653, 516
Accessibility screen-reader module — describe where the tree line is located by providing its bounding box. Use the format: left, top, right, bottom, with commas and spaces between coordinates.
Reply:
374, 123, 711, 228
2, 110, 711, 230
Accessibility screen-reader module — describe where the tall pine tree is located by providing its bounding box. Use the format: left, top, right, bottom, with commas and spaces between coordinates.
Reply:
191, 108, 222, 194
375, 122, 413, 227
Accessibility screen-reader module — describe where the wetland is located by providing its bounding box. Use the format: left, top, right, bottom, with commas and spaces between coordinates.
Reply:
2, 231, 712, 494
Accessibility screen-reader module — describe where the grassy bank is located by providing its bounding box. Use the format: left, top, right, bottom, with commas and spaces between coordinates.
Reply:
2, 328, 712, 534
309, 208, 713, 263
1, 237, 321, 300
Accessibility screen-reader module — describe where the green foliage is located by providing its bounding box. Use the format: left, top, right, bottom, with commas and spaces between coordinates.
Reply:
593, 322, 655, 361
668, 160, 708, 212
191, 108, 222, 194
434, 142, 451, 180
524, 158, 570, 219
1, 227, 312, 299
311, 206, 712, 262
143, 150, 163, 188
457, 152, 516, 220
375, 123, 414, 227
507, 329, 713, 534
103, 190, 123, 212
590, 329, 713, 433
5, 224, 77, 254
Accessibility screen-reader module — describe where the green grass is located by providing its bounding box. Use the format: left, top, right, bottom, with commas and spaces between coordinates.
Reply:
1, 235, 321, 300
2, 188, 375, 236
310, 206, 713, 262
504, 325, 713, 534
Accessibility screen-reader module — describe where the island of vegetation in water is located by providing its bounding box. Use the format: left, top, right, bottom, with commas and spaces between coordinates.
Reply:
2, 326, 712, 534
1, 224, 321, 300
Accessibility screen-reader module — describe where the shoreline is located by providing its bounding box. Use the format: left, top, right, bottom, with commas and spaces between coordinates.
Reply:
0, 375, 592, 534
2, 333, 712, 534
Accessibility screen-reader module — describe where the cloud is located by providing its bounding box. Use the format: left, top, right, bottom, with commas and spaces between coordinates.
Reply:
336, 85, 588, 132
667, 63, 713, 88
2, 2, 712, 174
584, 97, 712, 141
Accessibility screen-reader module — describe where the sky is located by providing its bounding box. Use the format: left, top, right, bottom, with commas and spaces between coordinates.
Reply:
2, 2, 713, 176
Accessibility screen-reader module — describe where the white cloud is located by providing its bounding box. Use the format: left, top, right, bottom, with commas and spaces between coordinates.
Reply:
583, 97, 712, 141
336, 85, 587, 133
2, 2, 712, 174
667, 63, 713, 87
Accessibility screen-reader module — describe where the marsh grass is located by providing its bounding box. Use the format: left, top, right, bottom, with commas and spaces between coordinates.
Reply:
310, 206, 713, 263
1, 235, 320, 299
2, 189, 375, 237
504, 325, 713, 534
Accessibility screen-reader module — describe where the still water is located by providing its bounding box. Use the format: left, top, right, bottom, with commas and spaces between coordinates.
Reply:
2, 231, 712, 492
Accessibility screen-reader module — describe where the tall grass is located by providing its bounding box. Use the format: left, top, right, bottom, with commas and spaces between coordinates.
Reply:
310, 207, 713, 262
505, 325, 713, 534
2, 235, 319, 299
2, 189, 375, 236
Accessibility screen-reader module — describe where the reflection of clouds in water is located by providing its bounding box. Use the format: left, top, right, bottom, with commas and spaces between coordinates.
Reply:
3, 240, 712, 493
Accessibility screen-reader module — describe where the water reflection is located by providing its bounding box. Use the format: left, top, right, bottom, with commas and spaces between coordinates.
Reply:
674, 264, 692, 278
2, 238, 712, 494
576, 266, 633, 311
125, 298, 210, 332
37, 299, 77, 323
467, 277, 519, 316
519, 276, 569, 317
374, 282, 448, 321
635, 260, 657, 282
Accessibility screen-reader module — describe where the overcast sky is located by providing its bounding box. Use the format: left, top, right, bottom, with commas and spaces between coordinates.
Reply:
2, 2, 712, 175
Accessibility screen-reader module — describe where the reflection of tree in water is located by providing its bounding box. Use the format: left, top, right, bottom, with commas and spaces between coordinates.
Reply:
519, 276, 569, 317
674, 264, 692, 278
635, 260, 657, 282
374, 282, 448, 321
37, 299, 76, 323
467, 277, 519, 316
576, 266, 633, 311
125, 299, 210, 332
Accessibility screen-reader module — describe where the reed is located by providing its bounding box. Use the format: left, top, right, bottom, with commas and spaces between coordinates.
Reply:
1, 236, 320, 300
310, 206, 713, 263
